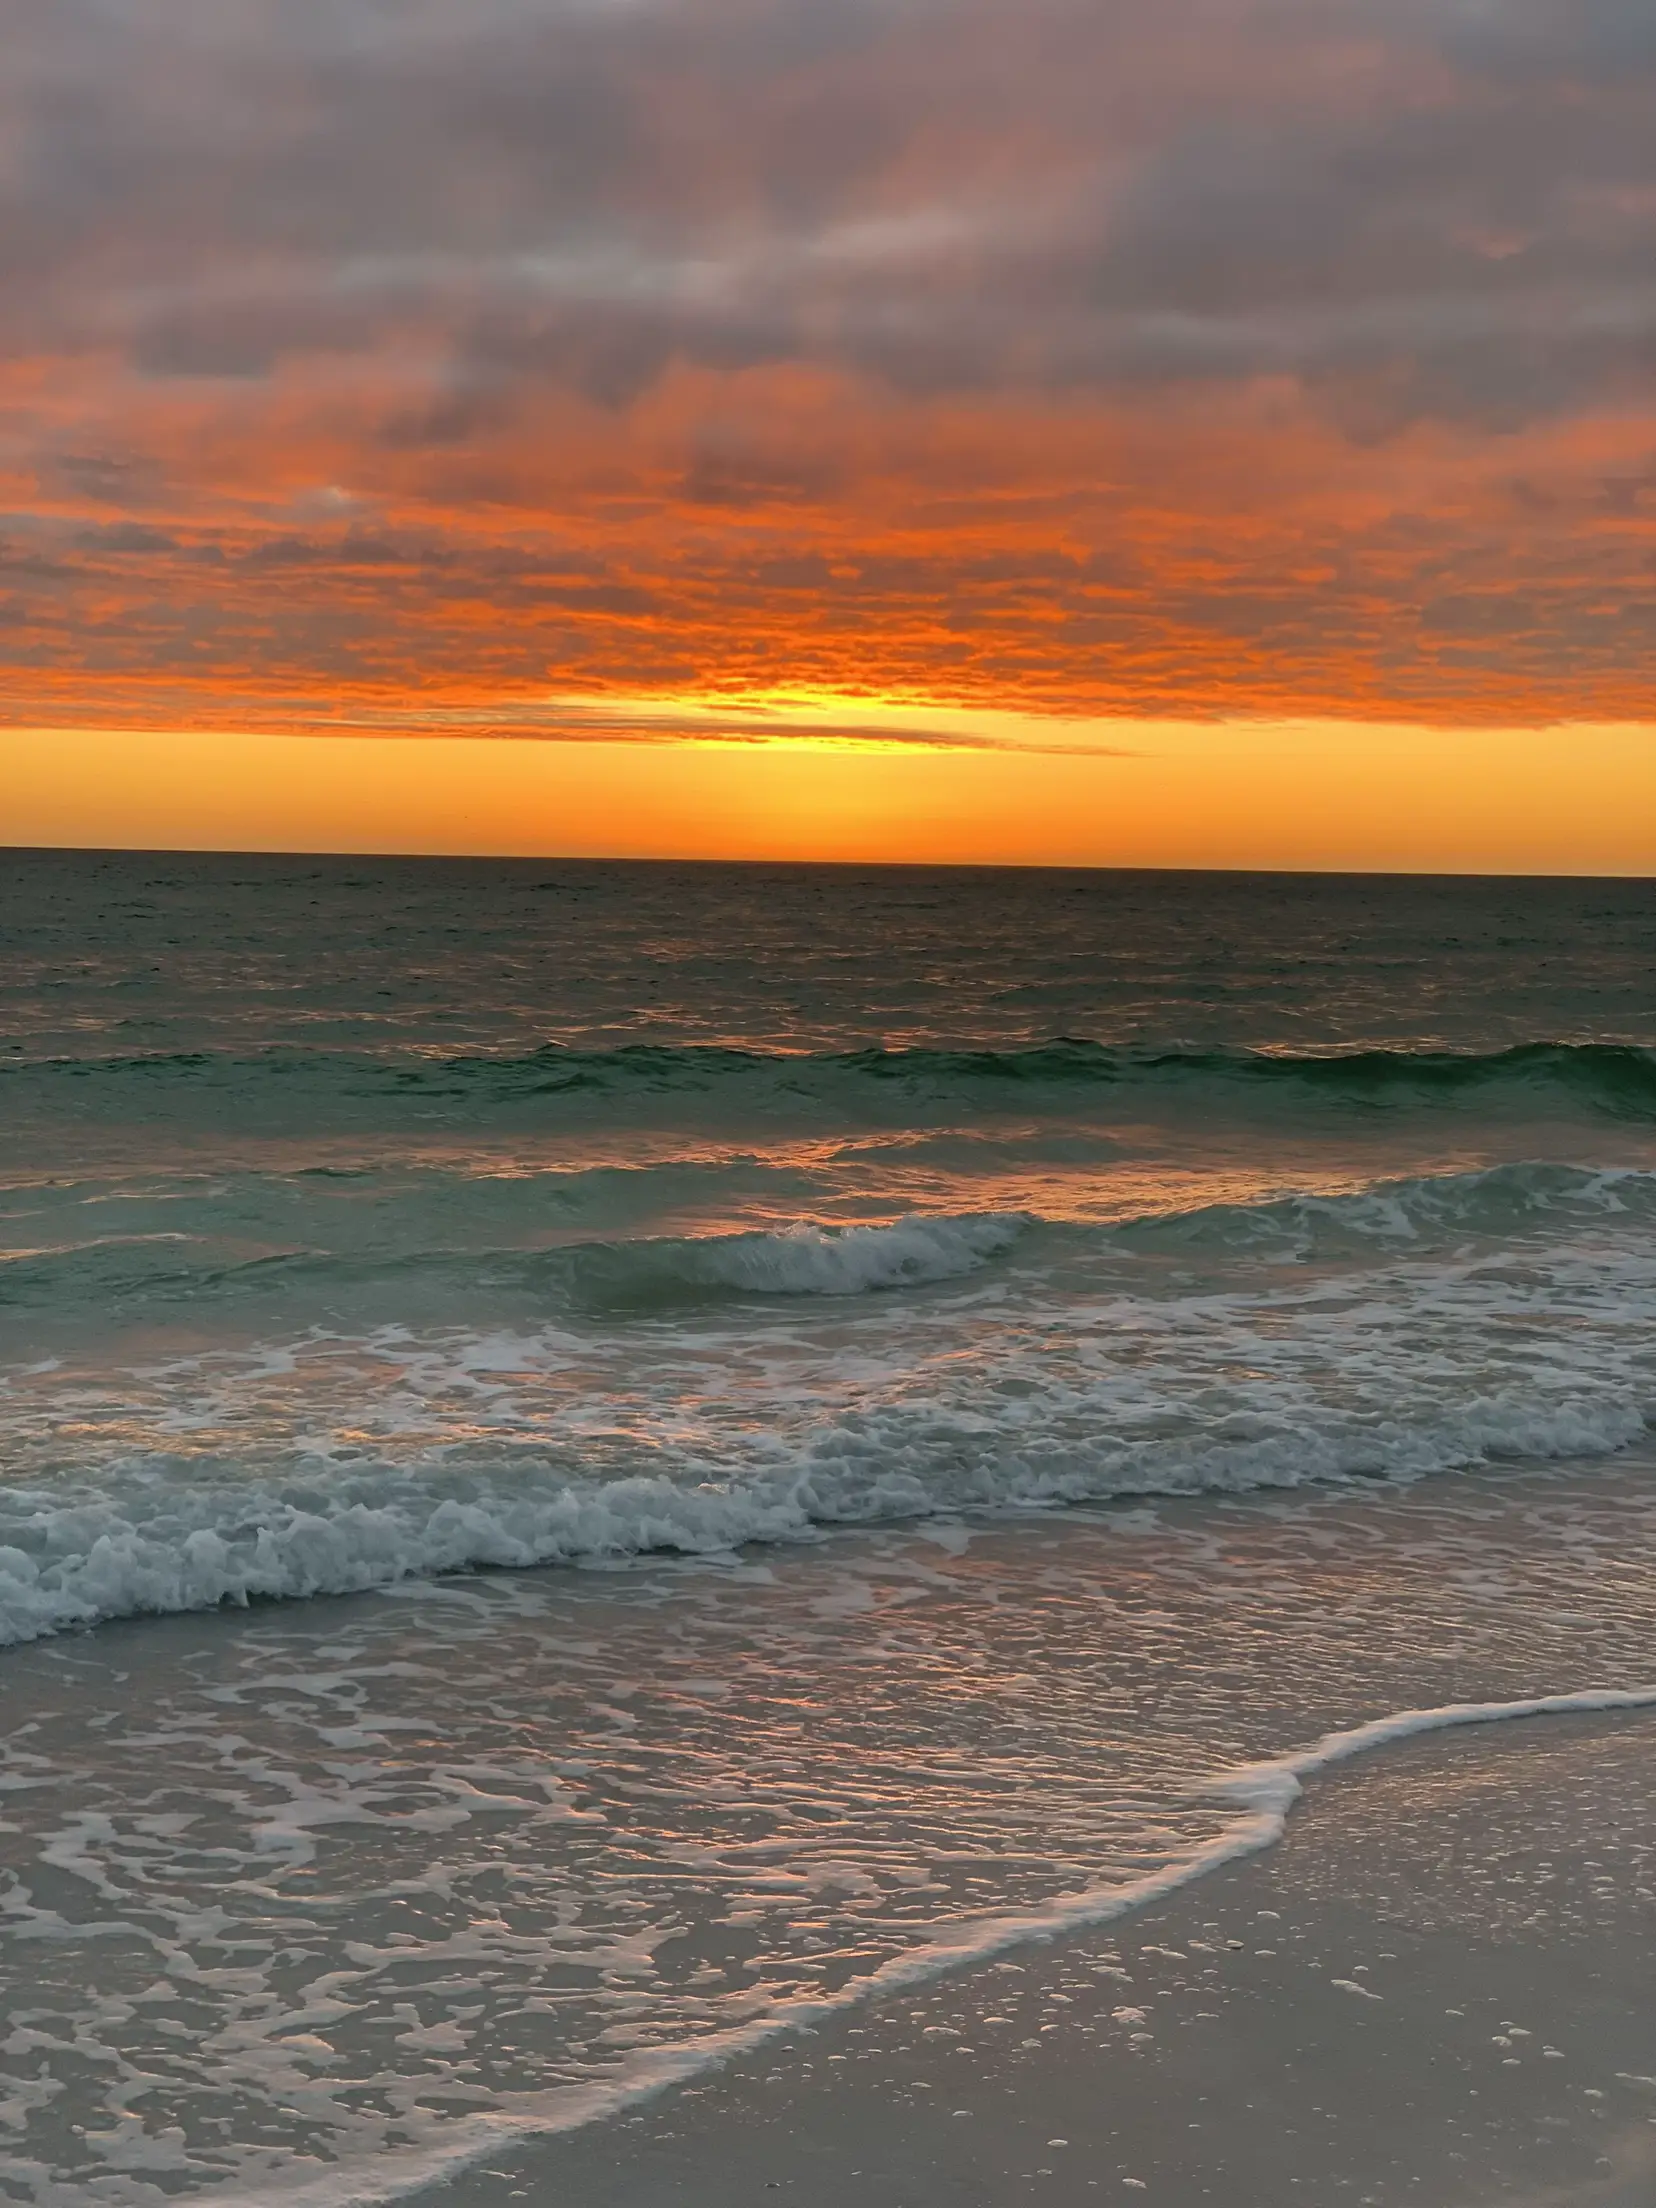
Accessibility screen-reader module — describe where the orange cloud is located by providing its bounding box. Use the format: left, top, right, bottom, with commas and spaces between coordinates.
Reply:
0, 0, 1652, 808
5, 361, 1652, 734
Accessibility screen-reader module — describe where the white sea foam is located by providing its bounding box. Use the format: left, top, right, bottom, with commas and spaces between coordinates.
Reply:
0, 1379, 1644, 1652
10, 1437, 1656, 2208
212, 1683, 1656, 2208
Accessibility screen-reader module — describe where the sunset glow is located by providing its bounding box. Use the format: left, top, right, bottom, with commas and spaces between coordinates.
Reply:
3, 0, 1653, 866
8, 714, 1654, 873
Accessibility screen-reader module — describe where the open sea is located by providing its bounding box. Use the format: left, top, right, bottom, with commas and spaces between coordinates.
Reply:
3, 849, 1656, 2205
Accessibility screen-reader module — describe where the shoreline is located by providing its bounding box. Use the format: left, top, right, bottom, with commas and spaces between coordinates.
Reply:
289, 1695, 1656, 2199
412, 1702, 1656, 2208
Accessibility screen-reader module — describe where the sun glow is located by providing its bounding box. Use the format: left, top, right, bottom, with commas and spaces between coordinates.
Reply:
7, 710, 1654, 873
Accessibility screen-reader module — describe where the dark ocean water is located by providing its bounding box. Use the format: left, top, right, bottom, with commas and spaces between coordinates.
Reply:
3, 850, 1656, 2205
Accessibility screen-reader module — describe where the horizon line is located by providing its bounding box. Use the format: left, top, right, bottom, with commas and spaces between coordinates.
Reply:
5, 841, 1653, 885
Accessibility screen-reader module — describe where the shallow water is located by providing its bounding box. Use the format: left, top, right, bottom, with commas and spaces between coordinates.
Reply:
2, 853, 1655, 2201
6, 1466, 1656, 2205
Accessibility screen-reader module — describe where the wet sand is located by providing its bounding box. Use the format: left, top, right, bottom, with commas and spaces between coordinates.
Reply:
425, 1708, 1656, 2208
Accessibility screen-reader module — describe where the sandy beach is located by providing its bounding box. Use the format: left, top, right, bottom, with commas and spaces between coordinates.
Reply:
428, 1708, 1656, 2208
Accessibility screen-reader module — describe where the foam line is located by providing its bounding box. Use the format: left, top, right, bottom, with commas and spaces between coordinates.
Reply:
3, 1387, 1644, 1652
224, 1683, 1656, 2208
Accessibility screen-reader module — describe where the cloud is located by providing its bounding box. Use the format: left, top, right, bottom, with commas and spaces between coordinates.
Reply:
286, 694, 1140, 753
0, 0, 1651, 731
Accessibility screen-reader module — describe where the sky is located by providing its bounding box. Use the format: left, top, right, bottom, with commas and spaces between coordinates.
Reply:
2, 0, 1653, 867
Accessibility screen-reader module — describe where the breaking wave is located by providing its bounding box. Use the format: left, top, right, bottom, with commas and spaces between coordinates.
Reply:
1112, 1158, 1656, 1257
8, 1154, 1656, 1649
8, 1160, 1656, 1310
0, 1211, 1030, 1311
0, 1386, 1646, 1653
567, 1211, 1027, 1306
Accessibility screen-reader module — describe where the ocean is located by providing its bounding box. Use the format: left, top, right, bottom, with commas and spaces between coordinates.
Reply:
3, 849, 1656, 2205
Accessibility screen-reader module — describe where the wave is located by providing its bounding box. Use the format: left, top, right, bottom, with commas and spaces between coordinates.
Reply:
8, 1159, 1656, 1311
567, 1212, 1027, 1306
10, 1039, 1656, 1121
7, 1154, 1656, 1647
0, 1384, 1645, 1653
0, 1211, 1030, 1312
1113, 1158, 1656, 1258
